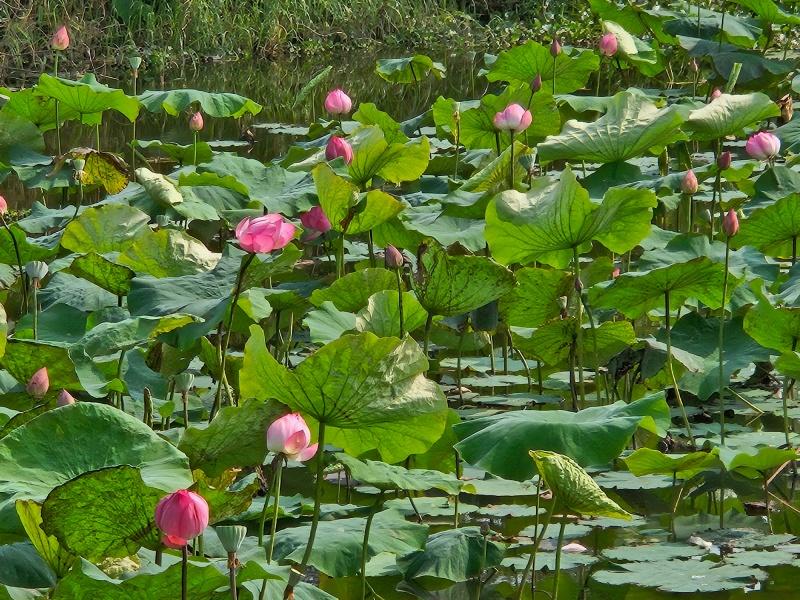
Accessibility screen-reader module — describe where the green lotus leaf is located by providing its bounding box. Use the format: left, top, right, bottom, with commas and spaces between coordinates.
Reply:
240, 327, 447, 462
729, 0, 800, 25
355, 290, 429, 337
41, 466, 163, 561
0, 542, 55, 589
36, 74, 140, 122
138, 88, 261, 118
719, 446, 798, 479
398, 204, 485, 253
453, 393, 669, 480
310, 268, 400, 312
486, 167, 657, 268
516, 319, 636, 366
334, 453, 471, 495
499, 268, 571, 328
304, 301, 358, 344
1, 339, 80, 391
118, 229, 220, 278
743, 284, 800, 352
61, 204, 151, 254
0, 403, 192, 500
397, 527, 506, 582
602, 21, 665, 77
0, 86, 80, 132
354, 103, 409, 144
375, 55, 446, 83
686, 93, 780, 141
136, 139, 213, 165
623, 448, 721, 478
348, 126, 430, 187
135, 168, 183, 207
736, 193, 800, 259
0, 224, 58, 265
487, 41, 599, 94
68, 252, 134, 297
15, 500, 75, 578
537, 91, 688, 163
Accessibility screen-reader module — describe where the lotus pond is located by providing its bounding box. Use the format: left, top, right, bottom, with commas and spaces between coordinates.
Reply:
5, 3, 800, 599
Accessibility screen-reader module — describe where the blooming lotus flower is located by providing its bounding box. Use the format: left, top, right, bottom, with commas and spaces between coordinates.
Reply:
599, 33, 618, 57
324, 89, 352, 115
51, 25, 70, 51
550, 38, 561, 57
155, 490, 209, 541
300, 206, 331, 241
189, 112, 204, 132
385, 245, 404, 270
717, 151, 732, 170
267, 413, 318, 461
745, 131, 781, 161
722, 208, 739, 237
235, 214, 296, 253
493, 103, 533, 134
325, 136, 353, 164
27, 367, 49, 398
681, 169, 698, 195
57, 389, 75, 406
710, 87, 722, 101
0, 196, 7, 215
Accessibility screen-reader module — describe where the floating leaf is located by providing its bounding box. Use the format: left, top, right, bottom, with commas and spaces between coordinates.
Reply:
138, 89, 261, 118
375, 55, 446, 84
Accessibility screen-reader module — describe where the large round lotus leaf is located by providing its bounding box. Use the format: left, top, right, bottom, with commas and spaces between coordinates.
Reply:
137, 89, 261, 118
52, 558, 228, 600
240, 327, 448, 463
453, 393, 669, 480
61, 204, 151, 254
35, 74, 140, 122
355, 290, 429, 337
334, 453, 472, 495
348, 126, 430, 187
735, 193, 800, 259
117, 228, 221, 278
0, 403, 192, 499
530, 451, 632, 519
375, 55, 446, 83
41, 466, 163, 561
686, 93, 779, 141
310, 268, 400, 312
623, 448, 721, 478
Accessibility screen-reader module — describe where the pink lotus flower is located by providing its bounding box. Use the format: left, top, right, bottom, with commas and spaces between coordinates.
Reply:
267, 413, 318, 461
717, 151, 732, 170
27, 367, 49, 398
300, 206, 331, 240
189, 112, 204, 132
325, 136, 353, 164
710, 87, 722, 101
235, 214, 296, 253
745, 131, 781, 161
0, 196, 7, 215
57, 389, 75, 406
161, 534, 187, 549
722, 209, 739, 237
550, 39, 562, 57
155, 490, 209, 541
530, 73, 542, 94
385, 245, 404, 270
493, 104, 533, 134
51, 26, 70, 51
681, 169, 698, 195
599, 33, 618, 57
324, 89, 352, 116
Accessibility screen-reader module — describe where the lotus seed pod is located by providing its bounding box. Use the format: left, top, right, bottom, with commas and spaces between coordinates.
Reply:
173, 372, 194, 393
216, 525, 247, 553
25, 261, 49, 284
128, 56, 142, 71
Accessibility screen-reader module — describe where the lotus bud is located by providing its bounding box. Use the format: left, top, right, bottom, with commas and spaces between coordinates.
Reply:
324, 88, 352, 116
57, 389, 76, 406
717, 151, 732, 170
493, 103, 533, 134
25, 261, 49, 287
722, 208, 739, 237
51, 25, 70, 51
128, 56, 142, 71
189, 111, 204, 132
745, 131, 781, 161
384, 245, 404, 270
681, 169, 699, 195
173, 372, 194, 394
453, 104, 461, 124
27, 367, 49, 398
154, 490, 209, 541
0, 196, 7, 215
530, 73, 542, 94
550, 38, 562, 57
216, 525, 247, 554
599, 33, 618, 57
710, 87, 722, 101
266, 413, 318, 461
324, 136, 353, 164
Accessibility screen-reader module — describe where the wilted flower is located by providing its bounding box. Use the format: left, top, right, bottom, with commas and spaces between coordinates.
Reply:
385, 245, 404, 270
188, 111, 204, 132
51, 25, 70, 51
722, 208, 739, 237
324, 88, 352, 115
57, 389, 75, 406
745, 131, 780, 161
493, 103, 533, 134
599, 33, 618, 57
27, 367, 49, 398
266, 413, 318, 461
155, 490, 209, 542
681, 170, 699, 195
235, 214, 296, 253
325, 136, 353, 164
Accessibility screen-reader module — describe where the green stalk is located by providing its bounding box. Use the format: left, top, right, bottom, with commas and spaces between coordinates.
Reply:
396, 269, 405, 338
131, 70, 138, 171
265, 459, 284, 555
193, 131, 198, 165
552, 56, 557, 94
0, 216, 28, 311
285, 423, 326, 598
360, 491, 385, 600
336, 234, 345, 279
181, 545, 188, 600
423, 313, 433, 357
783, 338, 797, 448
367, 230, 376, 268
32, 285, 38, 341
54, 52, 62, 156
515, 479, 548, 600
509, 132, 515, 189
573, 247, 585, 409
552, 520, 568, 600
453, 118, 461, 179
228, 552, 238, 600
211, 253, 255, 420
454, 450, 462, 527
182, 391, 189, 428
665, 290, 695, 449
718, 237, 730, 445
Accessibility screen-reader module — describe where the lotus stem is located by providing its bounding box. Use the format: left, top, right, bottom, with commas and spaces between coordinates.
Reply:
193, 131, 198, 165
54, 52, 62, 156
423, 313, 433, 358
360, 491, 385, 600
264, 457, 283, 553
573, 247, 585, 409
552, 520, 567, 600
764, 474, 772, 533
132, 71, 138, 171
515, 479, 547, 600
396, 270, 405, 338
181, 545, 189, 600
552, 56, 557, 94
718, 237, 730, 445
509, 133, 515, 189
95, 123, 101, 151
453, 119, 461, 179
228, 552, 238, 600
0, 216, 28, 311
537, 360, 544, 395
783, 338, 797, 448
285, 422, 326, 598
182, 390, 189, 428
336, 234, 345, 279
665, 290, 696, 449
367, 230, 376, 268
211, 253, 255, 420
454, 450, 462, 528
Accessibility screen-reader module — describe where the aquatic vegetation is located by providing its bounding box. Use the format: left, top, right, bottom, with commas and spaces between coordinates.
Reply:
4, 2, 800, 598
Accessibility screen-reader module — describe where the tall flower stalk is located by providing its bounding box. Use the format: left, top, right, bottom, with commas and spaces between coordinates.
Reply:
51, 25, 69, 156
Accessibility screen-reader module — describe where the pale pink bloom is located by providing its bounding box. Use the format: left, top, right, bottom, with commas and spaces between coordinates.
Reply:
550, 39, 562, 57
235, 214, 296, 253
0, 196, 7, 215
493, 103, 533, 134
267, 413, 318, 461
324, 89, 352, 115
745, 131, 780, 161
155, 490, 209, 540
599, 33, 618, 57
51, 25, 70, 51
188, 112, 204, 132
562, 542, 588, 553
681, 169, 698, 195
325, 136, 353, 164
722, 208, 739, 237
27, 367, 49, 398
